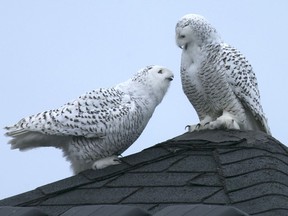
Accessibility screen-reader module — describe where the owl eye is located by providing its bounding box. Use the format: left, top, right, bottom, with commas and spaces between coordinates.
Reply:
158, 69, 163, 74
180, 35, 186, 39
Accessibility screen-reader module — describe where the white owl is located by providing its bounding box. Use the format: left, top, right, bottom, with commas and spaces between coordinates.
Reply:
175, 14, 271, 135
5, 65, 174, 174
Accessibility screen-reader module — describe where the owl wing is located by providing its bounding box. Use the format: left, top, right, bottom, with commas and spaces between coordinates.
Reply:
220, 43, 271, 134
6, 88, 136, 138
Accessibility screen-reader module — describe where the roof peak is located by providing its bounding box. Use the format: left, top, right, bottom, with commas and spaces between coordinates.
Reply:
1, 130, 287, 216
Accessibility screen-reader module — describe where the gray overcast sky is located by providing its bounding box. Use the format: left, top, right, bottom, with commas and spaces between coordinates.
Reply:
1, 0, 287, 199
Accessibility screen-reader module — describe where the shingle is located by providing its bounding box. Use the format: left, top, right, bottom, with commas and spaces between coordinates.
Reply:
38, 173, 91, 195
225, 169, 288, 191
35, 205, 74, 216
182, 150, 212, 156
203, 189, 230, 204
234, 195, 288, 215
272, 153, 288, 163
122, 187, 221, 204
121, 147, 171, 166
128, 204, 158, 212
188, 173, 222, 187
169, 155, 217, 172
171, 130, 245, 143
79, 176, 118, 189
219, 148, 288, 165
0, 206, 47, 216
42, 188, 139, 205
219, 148, 272, 164
221, 156, 288, 177
128, 155, 185, 173
172, 130, 287, 154
147, 204, 177, 214
255, 210, 288, 216
81, 163, 130, 180
107, 173, 198, 187
60, 205, 151, 216
153, 205, 249, 216
80, 147, 174, 180
229, 182, 288, 203
0, 189, 44, 206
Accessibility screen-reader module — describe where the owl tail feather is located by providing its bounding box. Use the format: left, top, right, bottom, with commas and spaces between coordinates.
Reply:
5, 128, 68, 151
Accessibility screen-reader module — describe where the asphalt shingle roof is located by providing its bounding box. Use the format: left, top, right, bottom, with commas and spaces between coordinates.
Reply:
1, 130, 288, 216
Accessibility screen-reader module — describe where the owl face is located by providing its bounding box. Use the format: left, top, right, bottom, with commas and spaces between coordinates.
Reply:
175, 25, 196, 49
148, 66, 174, 103
175, 14, 220, 49
132, 65, 173, 83
149, 65, 174, 83
130, 66, 173, 104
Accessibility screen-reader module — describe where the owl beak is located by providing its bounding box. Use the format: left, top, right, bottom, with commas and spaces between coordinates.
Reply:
176, 40, 183, 49
176, 35, 183, 49
167, 75, 174, 81
178, 44, 187, 50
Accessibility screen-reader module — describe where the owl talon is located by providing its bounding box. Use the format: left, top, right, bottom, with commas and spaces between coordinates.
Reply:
113, 158, 122, 163
195, 123, 202, 130
185, 124, 198, 132
203, 113, 240, 130
92, 155, 121, 170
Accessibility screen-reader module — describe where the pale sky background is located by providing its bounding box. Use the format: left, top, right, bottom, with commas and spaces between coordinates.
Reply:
1, 0, 287, 199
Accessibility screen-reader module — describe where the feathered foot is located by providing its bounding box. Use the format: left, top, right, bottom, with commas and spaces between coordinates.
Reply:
92, 155, 121, 170
203, 112, 240, 130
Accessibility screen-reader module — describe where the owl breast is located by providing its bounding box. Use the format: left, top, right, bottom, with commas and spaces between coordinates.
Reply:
180, 44, 245, 122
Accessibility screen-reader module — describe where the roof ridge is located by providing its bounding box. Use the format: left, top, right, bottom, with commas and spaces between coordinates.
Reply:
1, 130, 288, 216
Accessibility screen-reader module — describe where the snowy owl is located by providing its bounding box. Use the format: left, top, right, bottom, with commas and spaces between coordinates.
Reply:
175, 14, 271, 135
5, 65, 174, 174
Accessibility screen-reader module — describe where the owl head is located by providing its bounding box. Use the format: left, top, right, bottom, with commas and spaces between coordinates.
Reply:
128, 65, 174, 104
175, 14, 221, 49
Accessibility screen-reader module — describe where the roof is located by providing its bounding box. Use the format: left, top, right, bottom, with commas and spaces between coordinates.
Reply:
1, 130, 288, 216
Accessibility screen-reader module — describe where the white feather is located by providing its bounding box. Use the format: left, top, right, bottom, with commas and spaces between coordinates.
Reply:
5, 65, 174, 173
176, 14, 271, 135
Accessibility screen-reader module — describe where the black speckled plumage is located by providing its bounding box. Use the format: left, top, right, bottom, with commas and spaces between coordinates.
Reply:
5, 65, 174, 174
176, 14, 271, 135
